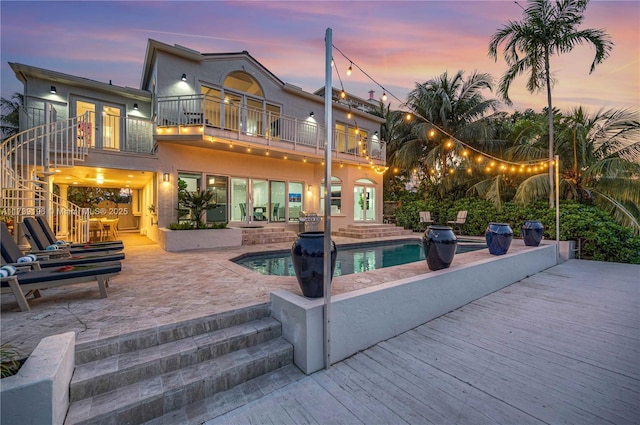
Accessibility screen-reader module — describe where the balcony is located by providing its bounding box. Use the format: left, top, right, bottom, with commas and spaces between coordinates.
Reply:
21, 107, 155, 155
156, 94, 385, 163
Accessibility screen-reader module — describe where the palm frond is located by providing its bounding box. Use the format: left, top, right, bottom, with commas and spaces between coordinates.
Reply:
590, 190, 640, 234
514, 173, 549, 205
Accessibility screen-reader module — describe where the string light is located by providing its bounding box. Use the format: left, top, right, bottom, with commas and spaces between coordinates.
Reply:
332, 42, 557, 172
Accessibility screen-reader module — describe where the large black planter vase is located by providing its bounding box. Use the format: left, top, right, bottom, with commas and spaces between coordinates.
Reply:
422, 225, 457, 271
291, 231, 337, 298
522, 220, 544, 246
485, 222, 514, 255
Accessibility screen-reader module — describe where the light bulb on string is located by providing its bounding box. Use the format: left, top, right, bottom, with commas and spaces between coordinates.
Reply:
347, 63, 352, 76
340, 89, 346, 99
382, 92, 387, 101
347, 108, 352, 119
405, 113, 412, 121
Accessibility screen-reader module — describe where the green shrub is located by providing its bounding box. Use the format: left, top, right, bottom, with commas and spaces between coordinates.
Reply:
167, 221, 228, 230
1, 343, 22, 378
395, 198, 639, 264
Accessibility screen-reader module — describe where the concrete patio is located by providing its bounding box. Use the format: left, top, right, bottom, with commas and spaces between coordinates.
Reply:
2, 230, 527, 357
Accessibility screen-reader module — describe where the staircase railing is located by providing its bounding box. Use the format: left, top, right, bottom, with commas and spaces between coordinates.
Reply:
1, 114, 91, 244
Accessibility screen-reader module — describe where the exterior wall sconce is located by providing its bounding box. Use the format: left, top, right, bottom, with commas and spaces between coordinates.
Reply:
181, 73, 187, 81
307, 185, 312, 192
163, 173, 170, 182
133, 103, 139, 110
50, 86, 57, 94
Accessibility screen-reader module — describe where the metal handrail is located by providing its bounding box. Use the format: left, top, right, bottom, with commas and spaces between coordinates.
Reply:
1, 114, 91, 243
157, 94, 385, 161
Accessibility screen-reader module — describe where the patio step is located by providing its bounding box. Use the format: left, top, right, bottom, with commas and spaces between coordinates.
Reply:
241, 227, 297, 245
64, 304, 296, 425
332, 224, 414, 239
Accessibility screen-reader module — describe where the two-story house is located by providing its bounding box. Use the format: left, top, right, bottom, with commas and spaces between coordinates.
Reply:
2, 39, 387, 248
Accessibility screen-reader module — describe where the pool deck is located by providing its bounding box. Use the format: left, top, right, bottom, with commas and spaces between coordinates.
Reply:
4, 231, 508, 357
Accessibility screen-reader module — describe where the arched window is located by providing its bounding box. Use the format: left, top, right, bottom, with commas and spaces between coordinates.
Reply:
224, 71, 263, 96
320, 176, 342, 214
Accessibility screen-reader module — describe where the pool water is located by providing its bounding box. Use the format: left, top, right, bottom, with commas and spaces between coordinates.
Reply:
232, 239, 486, 277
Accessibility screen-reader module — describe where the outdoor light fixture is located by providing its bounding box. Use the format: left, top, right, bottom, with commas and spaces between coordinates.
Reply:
307, 185, 312, 192
163, 173, 170, 182
133, 103, 139, 110
181, 73, 187, 81
309, 112, 314, 118
96, 175, 104, 184
382, 92, 388, 101
347, 63, 352, 76
50, 86, 57, 94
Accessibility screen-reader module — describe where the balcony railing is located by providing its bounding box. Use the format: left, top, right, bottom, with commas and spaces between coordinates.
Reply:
157, 94, 385, 161
20, 107, 155, 155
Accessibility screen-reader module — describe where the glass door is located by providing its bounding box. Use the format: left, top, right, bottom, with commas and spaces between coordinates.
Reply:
74, 99, 123, 150
251, 179, 268, 221
270, 181, 285, 222
206, 175, 227, 223
354, 181, 376, 222
230, 178, 248, 222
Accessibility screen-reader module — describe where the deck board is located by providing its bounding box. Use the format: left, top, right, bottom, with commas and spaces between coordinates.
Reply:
206, 260, 640, 425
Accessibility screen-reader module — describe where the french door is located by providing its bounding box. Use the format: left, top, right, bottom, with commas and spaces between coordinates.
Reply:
74, 98, 123, 150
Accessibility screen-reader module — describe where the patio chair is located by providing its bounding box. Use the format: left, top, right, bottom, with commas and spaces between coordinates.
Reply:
22, 217, 123, 255
1, 222, 124, 269
419, 211, 434, 230
36, 215, 124, 248
447, 210, 468, 234
1, 261, 121, 311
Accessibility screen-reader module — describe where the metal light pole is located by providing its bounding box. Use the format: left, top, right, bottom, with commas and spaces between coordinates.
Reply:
323, 27, 333, 370
555, 155, 560, 264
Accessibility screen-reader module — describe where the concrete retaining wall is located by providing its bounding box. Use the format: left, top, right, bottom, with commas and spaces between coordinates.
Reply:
272, 243, 557, 374
158, 227, 242, 251
1, 332, 75, 425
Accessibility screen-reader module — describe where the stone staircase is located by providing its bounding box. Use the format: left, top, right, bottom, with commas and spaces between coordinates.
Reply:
332, 223, 414, 239
64, 304, 300, 425
241, 227, 297, 245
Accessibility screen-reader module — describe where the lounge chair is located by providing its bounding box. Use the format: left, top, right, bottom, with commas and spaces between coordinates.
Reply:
1, 261, 121, 311
22, 217, 123, 255
419, 211, 434, 230
35, 215, 124, 248
1, 222, 124, 269
447, 210, 468, 234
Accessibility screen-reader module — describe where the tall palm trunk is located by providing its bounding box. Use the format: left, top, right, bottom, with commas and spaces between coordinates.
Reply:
545, 48, 555, 208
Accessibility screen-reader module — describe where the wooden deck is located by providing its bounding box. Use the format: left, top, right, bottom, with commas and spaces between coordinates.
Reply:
206, 259, 640, 425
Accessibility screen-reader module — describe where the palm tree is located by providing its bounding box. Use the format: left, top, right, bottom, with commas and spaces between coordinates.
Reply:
515, 107, 640, 232
488, 0, 614, 208
0, 92, 22, 139
396, 70, 502, 197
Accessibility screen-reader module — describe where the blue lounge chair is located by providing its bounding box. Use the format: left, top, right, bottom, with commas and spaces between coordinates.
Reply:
22, 217, 123, 255
1, 261, 121, 311
1, 222, 124, 268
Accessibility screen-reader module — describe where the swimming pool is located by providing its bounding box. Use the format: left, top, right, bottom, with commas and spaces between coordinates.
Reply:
232, 239, 486, 277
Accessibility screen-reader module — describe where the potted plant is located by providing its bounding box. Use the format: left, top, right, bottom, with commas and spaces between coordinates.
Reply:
177, 186, 217, 229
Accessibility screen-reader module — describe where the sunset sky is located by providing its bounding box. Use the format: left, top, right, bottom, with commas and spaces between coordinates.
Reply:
1, 1, 638, 115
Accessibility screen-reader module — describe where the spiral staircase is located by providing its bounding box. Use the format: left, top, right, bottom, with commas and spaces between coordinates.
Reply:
1, 112, 92, 244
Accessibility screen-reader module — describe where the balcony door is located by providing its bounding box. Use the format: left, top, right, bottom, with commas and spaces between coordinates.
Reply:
75, 99, 123, 150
